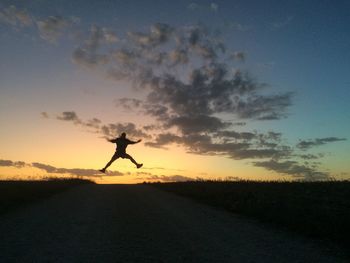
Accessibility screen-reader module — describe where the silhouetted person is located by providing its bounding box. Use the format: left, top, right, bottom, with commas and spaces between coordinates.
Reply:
99, 132, 143, 173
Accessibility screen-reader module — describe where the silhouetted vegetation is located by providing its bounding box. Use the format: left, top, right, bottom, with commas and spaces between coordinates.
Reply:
0, 178, 94, 214
151, 180, 350, 249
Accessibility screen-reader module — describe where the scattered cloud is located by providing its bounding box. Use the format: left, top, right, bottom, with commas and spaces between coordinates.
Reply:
36, 15, 74, 42
56, 111, 82, 124
0, 5, 32, 27
63, 23, 340, 180
0, 159, 26, 168
53, 111, 151, 139
230, 51, 246, 62
0, 5, 80, 43
297, 137, 346, 150
253, 160, 328, 180
0, 159, 122, 177
32, 162, 123, 177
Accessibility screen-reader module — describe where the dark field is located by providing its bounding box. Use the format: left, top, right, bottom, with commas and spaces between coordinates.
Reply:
0, 178, 93, 214
151, 180, 350, 249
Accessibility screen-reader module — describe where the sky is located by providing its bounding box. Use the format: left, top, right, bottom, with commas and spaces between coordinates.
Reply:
0, 0, 349, 183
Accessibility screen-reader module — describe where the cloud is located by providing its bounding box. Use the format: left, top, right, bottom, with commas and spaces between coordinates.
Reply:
52, 111, 151, 139
297, 137, 346, 150
56, 111, 82, 124
0, 5, 82, 44
32, 162, 123, 177
166, 115, 231, 134
100, 123, 151, 139
0, 159, 121, 177
0, 5, 32, 27
72, 25, 111, 68
230, 51, 246, 62
62, 22, 341, 180
36, 15, 73, 42
128, 23, 174, 47
41, 111, 49, 118
0, 159, 26, 168
253, 160, 328, 180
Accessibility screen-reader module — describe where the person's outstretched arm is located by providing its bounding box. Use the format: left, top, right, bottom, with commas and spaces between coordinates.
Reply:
128, 139, 142, 144
107, 138, 117, 143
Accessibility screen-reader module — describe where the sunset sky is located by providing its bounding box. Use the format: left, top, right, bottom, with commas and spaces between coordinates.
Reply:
1, 0, 349, 183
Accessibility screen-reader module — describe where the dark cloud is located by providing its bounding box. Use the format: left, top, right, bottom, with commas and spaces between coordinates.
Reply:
144, 133, 182, 148
72, 25, 110, 68
35, 21, 341, 180
253, 160, 328, 180
41, 111, 49, 118
53, 111, 151, 139
56, 111, 81, 123
299, 153, 325, 160
0, 159, 26, 168
115, 98, 143, 111
297, 137, 346, 150
31, 162, 122, 177
166, 115, 231, 134
100, 122, 151, 139
1, 159, 114, 177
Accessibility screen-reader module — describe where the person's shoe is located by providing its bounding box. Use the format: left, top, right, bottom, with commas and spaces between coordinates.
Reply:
99, 168, 106, 173
136, 163, 143, 169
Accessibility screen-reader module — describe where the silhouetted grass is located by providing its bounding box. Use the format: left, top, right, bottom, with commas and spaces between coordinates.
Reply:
0, 178, 94, 215
151, 180, 350, 249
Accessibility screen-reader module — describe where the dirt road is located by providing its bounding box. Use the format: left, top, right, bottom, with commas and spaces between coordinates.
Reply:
0, 184, 345, 262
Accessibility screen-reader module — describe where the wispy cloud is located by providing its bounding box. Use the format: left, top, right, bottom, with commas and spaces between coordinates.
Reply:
0, 5, 79, 43
0, 159, 196, 182
0, 5, 32, 27
253, 160, 328, 180
36, 15, 78, 43
0, 159, 121, 177
0, 159, 26, 168
297, 137, 346, 150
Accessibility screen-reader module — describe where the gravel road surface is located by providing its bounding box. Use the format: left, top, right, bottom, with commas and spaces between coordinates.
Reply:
0, 184, 345, 262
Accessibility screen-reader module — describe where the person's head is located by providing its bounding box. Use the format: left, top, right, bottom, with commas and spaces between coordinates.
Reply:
121, 132, 126, 138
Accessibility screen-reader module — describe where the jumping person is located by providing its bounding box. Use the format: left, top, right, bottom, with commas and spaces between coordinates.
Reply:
99, 132, 143, 173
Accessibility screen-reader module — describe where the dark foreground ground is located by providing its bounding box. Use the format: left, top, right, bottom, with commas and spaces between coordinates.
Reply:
0, 184, 346, 262
0, 179, 92, 215
151, 181, 350, 251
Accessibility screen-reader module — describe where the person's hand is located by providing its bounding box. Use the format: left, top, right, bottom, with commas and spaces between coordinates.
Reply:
137, 139, 142, 143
